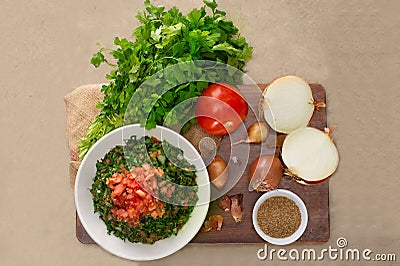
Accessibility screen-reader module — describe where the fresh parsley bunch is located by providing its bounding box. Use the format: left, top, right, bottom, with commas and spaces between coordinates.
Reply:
79, 0, 253, 158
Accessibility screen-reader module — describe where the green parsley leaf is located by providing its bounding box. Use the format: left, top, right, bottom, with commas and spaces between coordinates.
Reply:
79, 0, 253, 158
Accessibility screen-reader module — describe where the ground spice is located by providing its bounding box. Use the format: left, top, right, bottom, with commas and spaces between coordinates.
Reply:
257, 196, 301, 238
181, 123, 221, 160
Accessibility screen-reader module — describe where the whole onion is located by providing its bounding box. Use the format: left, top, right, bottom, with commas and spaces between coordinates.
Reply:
249, 155, 283, 191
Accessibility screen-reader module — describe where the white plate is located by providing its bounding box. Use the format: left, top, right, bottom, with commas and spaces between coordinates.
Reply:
74, 124, 210, 260
252, 189, 308, 245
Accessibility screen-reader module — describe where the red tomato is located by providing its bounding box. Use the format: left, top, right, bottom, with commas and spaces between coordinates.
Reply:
195, 83, 248, 136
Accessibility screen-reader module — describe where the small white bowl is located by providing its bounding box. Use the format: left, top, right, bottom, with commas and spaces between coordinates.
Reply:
252, 189, 308, 245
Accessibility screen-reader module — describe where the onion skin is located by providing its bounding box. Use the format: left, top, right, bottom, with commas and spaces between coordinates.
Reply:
207, 156, 229, 190
230, 194, 244, 223
218, 195, 231, 212
201, 215, 224, 232
285, 168, 331, 185
303, 176, 330, 185
249, 155, 283, 191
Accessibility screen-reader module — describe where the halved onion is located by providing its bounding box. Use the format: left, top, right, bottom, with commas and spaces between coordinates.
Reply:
282, 127, 339, 183
262, 75, 325, 134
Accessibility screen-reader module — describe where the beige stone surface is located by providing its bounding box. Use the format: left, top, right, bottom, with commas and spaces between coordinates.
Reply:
1, 0, 399, 265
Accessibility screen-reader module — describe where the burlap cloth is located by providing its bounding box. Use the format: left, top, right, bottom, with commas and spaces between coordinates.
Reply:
65, 84, 221, 188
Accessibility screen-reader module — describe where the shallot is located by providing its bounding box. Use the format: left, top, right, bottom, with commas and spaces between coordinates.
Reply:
232, 122, 269, 145
207, 156, 229, 190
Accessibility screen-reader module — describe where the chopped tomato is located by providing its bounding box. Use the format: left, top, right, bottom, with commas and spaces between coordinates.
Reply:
107, 165, 165, 224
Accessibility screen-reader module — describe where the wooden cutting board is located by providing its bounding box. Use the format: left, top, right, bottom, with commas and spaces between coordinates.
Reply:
76, 84, 329, 244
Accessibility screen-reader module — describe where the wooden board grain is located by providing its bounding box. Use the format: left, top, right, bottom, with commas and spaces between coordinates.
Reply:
76, 84, 329, 244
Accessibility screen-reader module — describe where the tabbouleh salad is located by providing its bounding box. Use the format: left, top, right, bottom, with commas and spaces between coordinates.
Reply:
90, 136, 198, 244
